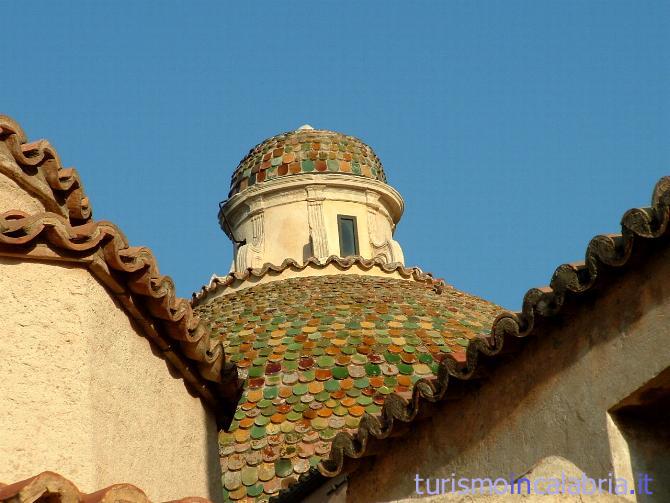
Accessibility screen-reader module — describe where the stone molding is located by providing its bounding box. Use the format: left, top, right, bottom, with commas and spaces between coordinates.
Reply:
220, 172, 404, 227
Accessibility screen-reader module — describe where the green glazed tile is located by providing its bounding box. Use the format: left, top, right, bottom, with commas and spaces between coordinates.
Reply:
301, 370, 316, 381
365, 404, 381, 414
365, 363, 381, 376
384, 352, 401, 364
324, 380, 340, 392
316, 356, 335, 367
263, 387, 278, 399
293, 383, 308, 395
250, 425, 266, 439
286, 411, 302, 421
248, 366, 264, 378
275, 458, 293, 477
332, 367, 349, 379
247, 484, 263, 497
255, 415, 270, 426
354, 377, 370, 389
315, 391, 330, 402
357, 395, 373, 406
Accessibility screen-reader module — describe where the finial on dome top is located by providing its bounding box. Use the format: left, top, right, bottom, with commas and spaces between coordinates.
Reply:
297, 124, 314, 130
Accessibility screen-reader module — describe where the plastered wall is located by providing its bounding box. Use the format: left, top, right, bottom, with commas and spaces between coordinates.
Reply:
0, 257, 222, 502
347, 246, 670, 502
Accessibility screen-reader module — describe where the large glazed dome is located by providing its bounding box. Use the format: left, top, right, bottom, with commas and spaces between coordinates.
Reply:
229, 125, 387, 197
195, 271, 502, 501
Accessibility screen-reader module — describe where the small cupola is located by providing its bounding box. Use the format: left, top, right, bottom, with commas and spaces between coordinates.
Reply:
219, 126, 405, 272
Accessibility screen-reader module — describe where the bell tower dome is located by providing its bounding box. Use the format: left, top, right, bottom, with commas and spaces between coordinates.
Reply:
219, 126, 405, 272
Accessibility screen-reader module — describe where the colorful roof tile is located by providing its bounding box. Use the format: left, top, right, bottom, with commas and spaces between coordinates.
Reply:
195, 273, 502, 501
271, 175, 670, 500
228, 128, 386, 197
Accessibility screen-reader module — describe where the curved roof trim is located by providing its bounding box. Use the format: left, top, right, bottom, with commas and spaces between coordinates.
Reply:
0, 115, 242, 424
273, 176, 670, 499
191, 255, 446, 306
0, 471, 212, 502
0, 115, 92, 223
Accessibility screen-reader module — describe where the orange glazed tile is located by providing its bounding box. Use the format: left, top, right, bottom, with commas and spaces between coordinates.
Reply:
247, 390, 263, 402
397, 375, 412, 387
336, 355, 351, 365
315, 369, 332, 380
401, 352, 417, 364
341, 397, 356, 407
340, 378, 354, 390
239, 418, 254, 429
349, 406, 365, 417
271, 413, 285, 424
317, 408, 333, 418
308, 382, 324, 394
279, 387, 292, 398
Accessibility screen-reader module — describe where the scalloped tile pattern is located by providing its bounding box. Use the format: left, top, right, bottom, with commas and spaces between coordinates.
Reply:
229, 129, 386, 197
195, 275, 502, 502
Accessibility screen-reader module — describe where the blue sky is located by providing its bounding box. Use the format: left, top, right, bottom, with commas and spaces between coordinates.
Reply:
2, 1, 668, 309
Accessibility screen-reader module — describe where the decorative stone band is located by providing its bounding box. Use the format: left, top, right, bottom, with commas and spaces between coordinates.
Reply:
0, 115, 92, 223
0, 210, 241, 425
272, 175, 670, 500
191, 255, 445, 306
0, 471, 212, 503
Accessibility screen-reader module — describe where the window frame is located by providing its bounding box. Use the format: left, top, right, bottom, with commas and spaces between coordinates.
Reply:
337, 214, 360, 257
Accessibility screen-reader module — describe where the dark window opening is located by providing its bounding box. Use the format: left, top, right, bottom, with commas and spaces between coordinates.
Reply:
337, 215, 359, 257
609, 366, 670, 502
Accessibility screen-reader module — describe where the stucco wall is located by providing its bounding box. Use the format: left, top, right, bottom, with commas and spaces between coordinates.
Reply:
0, 257, 222, 502
347, 245, 670, 502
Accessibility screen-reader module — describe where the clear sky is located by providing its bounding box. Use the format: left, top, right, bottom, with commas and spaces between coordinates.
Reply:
3, 1, 668, 309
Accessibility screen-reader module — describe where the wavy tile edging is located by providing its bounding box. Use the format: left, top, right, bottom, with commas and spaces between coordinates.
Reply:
0, 471, 212, 503
0, 115, 242, 422
0, 115, 92, 222
0, 210, 241, 423
191, 255, 445, 306
272, 176, 670, 500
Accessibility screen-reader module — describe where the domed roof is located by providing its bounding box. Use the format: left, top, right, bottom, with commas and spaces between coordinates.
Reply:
195, 273, 502, 501
228, 126, 387, 197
